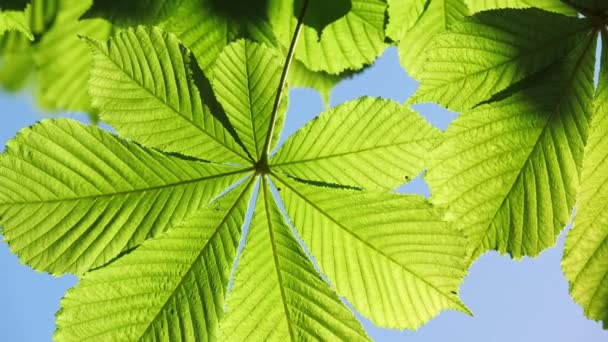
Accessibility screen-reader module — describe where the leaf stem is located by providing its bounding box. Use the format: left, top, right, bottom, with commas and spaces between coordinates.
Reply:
260, 0, 309, 162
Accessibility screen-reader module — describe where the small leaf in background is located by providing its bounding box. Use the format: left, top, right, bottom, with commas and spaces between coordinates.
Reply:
390, 0, 469, 78
82, 0, 181, 25
295, 0, 351, 37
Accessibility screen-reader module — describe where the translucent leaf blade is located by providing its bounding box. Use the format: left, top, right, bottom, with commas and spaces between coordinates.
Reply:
295, 0, 351, 36
221, 178, 370, 341
35, 0, 112, 114
0, 119, 250, 275
0, 8, 33, 39
211, 39, 287, 160
274, 174, 470, 330
562, 36, 608, 329
87, 26, 250, 164
465, 0, 577, 15
54, 179, 254, 341
270, 0, 387, 74
411, 8, 593, 111
395, 0, 469, 78
426, 36, 596, 261
272, 97, 440, 190
385, 0, 428, 43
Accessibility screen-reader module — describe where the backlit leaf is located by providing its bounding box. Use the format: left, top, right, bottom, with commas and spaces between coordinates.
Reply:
426, 36, 596, 261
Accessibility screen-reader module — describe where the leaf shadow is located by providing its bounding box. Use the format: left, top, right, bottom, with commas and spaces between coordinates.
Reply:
279, 173, 363, 191
189, 56, 254, 161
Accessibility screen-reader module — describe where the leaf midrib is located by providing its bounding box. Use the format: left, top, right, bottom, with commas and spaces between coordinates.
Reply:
261, 177, 297, 341
272, 172, 467, 312
0, 168, 253, 206
271, 138, 431, 166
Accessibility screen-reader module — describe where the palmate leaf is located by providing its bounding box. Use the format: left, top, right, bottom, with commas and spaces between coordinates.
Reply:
388, 0, 469, 78
0, 119, 249, 276
220, 178, 369, 341
0, 23, 471, 339
411, 8, 593, 111
426, 35, 596, 261
87, 26, 250, 164
273, 174, 470, 329
562, 36, 608, 329
55, 179, 254, 341
272, 97, 440, 190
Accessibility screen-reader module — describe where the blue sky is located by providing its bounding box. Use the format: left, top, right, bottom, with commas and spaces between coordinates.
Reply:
1, 47, 607, 341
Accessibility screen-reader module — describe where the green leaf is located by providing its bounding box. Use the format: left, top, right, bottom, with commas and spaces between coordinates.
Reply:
84, 0, 248, 73
83, 0, 182, 25
0, 8, 33, 39
0, 31, 34, 91
295, 0, 351, 36
82, 0, 363, 99
465, 0, 577, 15
54, 179, 254, 341
0, 51, 33, 91
0, 119, 249, 275
411, 8, 593, 111
35, 0, 112, 114
562, 36, 608, 329
220, 178, 370, 341
385, 0, 428, 43
156, 0, 236, 72
87, 26, 251, 164
30, 0, 58, 35
393, 0, 469, 78
211, 39, 287, 160
273, 174, 470, 330
270, 0, 388, 74
272, 97, 440, 190
426, 36, 596, 261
